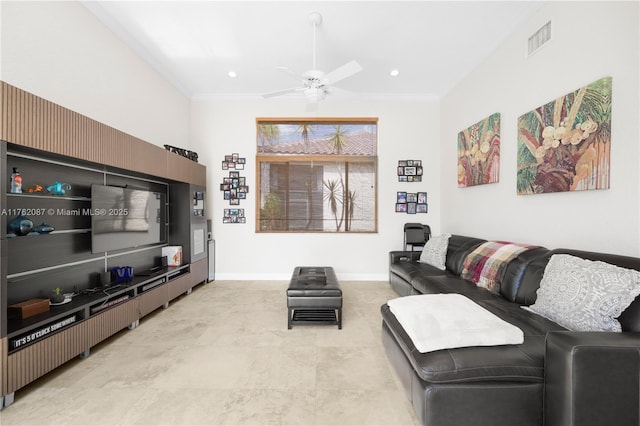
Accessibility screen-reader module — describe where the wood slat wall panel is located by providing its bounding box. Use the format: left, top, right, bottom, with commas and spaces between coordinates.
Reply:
165, 152, 206, 186
133, 139, 167, 177
0, 83, 5, 140
191, 162, 207, 187
166, 151, 192, 183
1, 337, 7, 396
6, 322, 88, 393
85, 300, 138, 348
1, 82, 206, 184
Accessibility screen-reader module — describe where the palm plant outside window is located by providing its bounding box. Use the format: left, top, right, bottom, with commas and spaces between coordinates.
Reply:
256, 118, 378, 233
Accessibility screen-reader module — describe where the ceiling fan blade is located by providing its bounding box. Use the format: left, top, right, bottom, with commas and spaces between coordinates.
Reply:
325, 60, 363, 85
276, 66, 304, 82
262, 87, 304, 99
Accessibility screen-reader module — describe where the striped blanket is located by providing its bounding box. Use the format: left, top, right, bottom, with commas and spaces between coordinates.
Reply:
461, 241, 536, 293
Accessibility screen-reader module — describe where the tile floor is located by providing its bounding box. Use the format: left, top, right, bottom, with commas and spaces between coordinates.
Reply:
0, 280, 419, 425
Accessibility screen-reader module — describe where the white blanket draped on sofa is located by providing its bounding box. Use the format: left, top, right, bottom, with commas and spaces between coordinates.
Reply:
387, 294, 524, 353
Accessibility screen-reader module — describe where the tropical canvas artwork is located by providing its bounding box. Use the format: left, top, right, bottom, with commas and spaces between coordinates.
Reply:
457, 112, 500, 187
517, 77, 612, 195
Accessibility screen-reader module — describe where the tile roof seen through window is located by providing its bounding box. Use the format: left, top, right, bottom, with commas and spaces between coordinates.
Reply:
260, 132, 376, 156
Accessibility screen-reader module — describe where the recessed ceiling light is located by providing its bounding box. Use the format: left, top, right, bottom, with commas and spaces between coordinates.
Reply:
228, 71, 237, 78
390, 69, 400, 77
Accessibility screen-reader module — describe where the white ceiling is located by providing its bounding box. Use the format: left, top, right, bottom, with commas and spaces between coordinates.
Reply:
83, 1, 544, 101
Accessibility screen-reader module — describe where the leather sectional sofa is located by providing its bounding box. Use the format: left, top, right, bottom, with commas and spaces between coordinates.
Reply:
383, 234, 640, 426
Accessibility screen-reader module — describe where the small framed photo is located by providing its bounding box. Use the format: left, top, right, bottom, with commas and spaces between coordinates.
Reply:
229, 171, 240, 178
406, 192, 417, 203
407, 202, 417, 214
395, 203, 407, 213
418, 192, 427, 203
404, 166, 417, 176
397, 192, 407, 203
416, 203, 428, 213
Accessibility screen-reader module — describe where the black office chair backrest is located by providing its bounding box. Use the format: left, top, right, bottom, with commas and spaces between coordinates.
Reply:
404, 223, 431, 250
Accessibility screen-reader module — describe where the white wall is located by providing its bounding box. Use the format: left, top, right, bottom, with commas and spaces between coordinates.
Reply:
6, 0, 637, 278
440, 1, 640, 256
0, 1, 190, 148
191, 97, 440, 280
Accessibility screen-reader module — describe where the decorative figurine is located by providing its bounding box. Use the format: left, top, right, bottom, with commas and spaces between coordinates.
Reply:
27, 184, 44, 193
10, 167, 22, 193
34, 222, 55, 234
47, 181, 72, 195
7, 213, 34, 236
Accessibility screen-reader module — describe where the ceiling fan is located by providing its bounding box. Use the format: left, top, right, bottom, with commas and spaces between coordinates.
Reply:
262, 12, 363, 103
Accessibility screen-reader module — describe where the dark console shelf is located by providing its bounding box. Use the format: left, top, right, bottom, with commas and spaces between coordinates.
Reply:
6, 265, 189, 340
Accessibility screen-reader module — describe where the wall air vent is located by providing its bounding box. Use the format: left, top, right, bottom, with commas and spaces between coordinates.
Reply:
527, 20, 551, 57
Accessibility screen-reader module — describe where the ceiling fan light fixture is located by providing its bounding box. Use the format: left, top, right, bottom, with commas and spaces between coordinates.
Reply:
304, 87, 326, 103
390, 69, 400, 77
261, 11, 362, 102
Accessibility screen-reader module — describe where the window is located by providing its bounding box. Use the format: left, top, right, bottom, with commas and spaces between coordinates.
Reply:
256, 118, 378, 233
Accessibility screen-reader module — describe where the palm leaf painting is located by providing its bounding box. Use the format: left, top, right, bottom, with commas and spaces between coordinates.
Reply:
517, 77, 612, 195
457, 112, 501, 187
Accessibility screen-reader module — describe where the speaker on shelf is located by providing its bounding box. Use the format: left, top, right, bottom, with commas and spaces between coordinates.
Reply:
100, 271, 111, 287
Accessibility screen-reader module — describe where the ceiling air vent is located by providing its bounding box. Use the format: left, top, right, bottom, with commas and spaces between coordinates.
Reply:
527, 20, 551, 57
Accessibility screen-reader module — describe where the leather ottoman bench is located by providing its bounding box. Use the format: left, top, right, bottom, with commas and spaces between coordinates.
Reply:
287, 266, 342, 329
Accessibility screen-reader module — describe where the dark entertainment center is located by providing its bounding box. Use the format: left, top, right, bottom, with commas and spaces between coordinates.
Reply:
0, 82, 208, 408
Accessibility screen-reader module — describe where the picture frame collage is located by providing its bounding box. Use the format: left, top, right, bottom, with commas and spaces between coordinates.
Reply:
396, 159, 428, 214
220, 171, 248, 205
396, 191, 428, 214
220, 152, 248, 223
223, 209, 246, 224
397, 160, 423, 182
222, 152, 246, 170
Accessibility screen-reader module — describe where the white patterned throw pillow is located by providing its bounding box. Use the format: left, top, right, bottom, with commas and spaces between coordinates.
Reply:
524, 254, 640, 332
418, 234, 451, 270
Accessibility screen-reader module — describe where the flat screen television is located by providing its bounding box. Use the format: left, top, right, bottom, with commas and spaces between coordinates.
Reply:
91, 184, 167, 253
